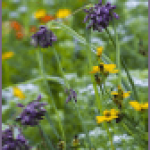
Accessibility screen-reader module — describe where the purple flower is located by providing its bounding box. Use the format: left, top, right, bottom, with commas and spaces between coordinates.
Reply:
2, 127, 31, 150
16, 95, 47, 126
65, 88, 77, 103
31, 25, 57, 48
83, 0, 119, 32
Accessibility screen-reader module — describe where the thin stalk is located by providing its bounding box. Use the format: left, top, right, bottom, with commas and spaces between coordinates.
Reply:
37, 48, 66, 143
52, 47, 92, 149
2, 76, 63, 91
101, 82, 115, 150
52, 47, 69, 88
87, 29, 114, 150
74, 103, 92, 149
104, 123, 115, 150
113, 23, 121, 86
38, 124, 55, 150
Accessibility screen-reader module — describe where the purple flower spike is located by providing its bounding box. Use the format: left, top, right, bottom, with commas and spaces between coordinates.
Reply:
2, 127, 31, 150
31, 25, 57, 48
37, 94, 42, 101
83, 1, 119, 32
66, 95, 72, 103
15, 98, 47, 126
65, 88, 77, 103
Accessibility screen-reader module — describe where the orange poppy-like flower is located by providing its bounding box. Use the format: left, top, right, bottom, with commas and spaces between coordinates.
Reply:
29, 25, 37, 33
10, 21, 22, 31
40, 15, 56, 23
16, 32, 24, 40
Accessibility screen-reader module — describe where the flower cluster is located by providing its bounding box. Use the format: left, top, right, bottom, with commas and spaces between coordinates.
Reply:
84, 0, 119, 32
96, 109, 119, 123
31, 25, 57, 48
16, 95, 47, 126
2, 127, 30, 150
65, 88, 77, 103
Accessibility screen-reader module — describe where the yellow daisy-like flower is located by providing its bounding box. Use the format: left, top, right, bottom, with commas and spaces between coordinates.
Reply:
34, 9, 46, 19
96, 46, 103, 56
90, 63, 118, 74
129, 101, 148, 111
13, 87, 25, 99
103, 109, 118, 122
56, 9, 71, 19
2, 52, 14, 60
96, 109, 119, 124
111, 91, 130, 99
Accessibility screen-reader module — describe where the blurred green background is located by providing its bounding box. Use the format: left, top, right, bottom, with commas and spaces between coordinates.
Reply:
2, 0, 148, 149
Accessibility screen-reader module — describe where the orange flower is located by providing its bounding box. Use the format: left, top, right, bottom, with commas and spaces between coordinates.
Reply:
29, 25, 37, 33
10, 21, 22, 31
40, 15, 56, 23
16, 32, 24, 40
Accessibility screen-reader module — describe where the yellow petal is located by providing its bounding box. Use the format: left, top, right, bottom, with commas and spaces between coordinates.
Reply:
141, 102, 148, 109
110, 109, 119, 116
34, 9, 46, 19
96, 116, 105, 123
111, 91, 118, 95
89, 66, 99, 74
2, 52, 14, 60
97, 46, 103, 56
129, 101, 141, 111
123, 91, 131, 98
13, 87, 25, 99
56, 9, 71, 18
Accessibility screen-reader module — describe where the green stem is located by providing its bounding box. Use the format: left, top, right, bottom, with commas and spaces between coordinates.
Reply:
104, 123, 115, 150
2, 76, 63, 91
52, 47, 69, 88
38, 124, 55, 150
52, 47, 92, 149
114, 23, 121, 86
37, 48, 66, 143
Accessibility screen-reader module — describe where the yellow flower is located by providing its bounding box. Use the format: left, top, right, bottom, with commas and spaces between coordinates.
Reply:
111, 91, 130, 99
129, 101, 148, 111
90, 63, 118, 74
2, 52, 14, 60
56, 9, 71, 18
13, 87, 25, 99
96, 109, 119, 124
34, 9, 46, 19
96, 46, 103, 56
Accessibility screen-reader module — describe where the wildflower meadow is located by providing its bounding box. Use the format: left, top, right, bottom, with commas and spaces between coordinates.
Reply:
2, 0, 148, 149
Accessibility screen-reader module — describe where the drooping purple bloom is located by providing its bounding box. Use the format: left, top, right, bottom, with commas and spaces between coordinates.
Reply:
2, 127, 31, 150
31, 25, 57, 48
65, 88, 77, 103
16, 95, 47, 126
83, 0, 119, 32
